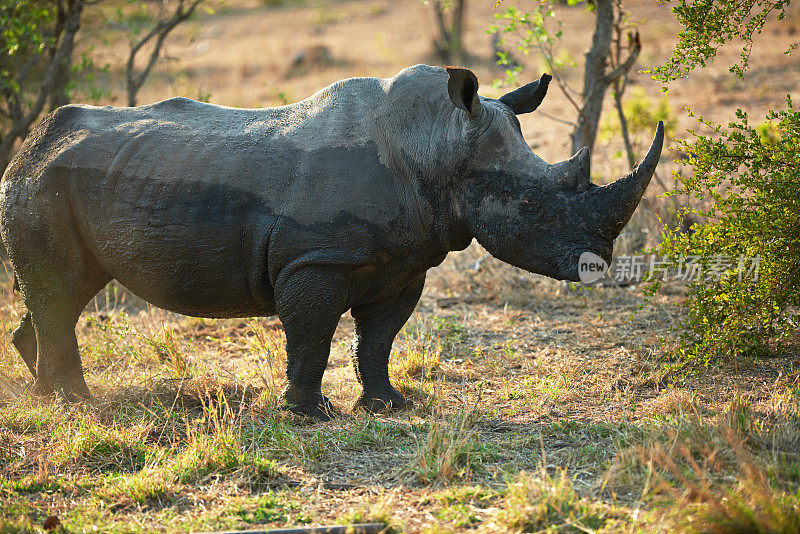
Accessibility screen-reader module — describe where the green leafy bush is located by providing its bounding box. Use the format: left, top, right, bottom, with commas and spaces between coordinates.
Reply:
646, 98, 800, 364
655, 0, 796, 81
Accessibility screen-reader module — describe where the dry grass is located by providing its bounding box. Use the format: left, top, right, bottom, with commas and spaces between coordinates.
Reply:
2, 0, 800, 531
3, 252, 799, 531
405, 405, 482, 485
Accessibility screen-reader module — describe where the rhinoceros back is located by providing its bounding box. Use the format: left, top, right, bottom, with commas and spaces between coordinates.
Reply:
0, 72, 432, 318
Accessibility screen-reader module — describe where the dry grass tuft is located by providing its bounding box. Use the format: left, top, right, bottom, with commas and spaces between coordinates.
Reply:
246, 319, 287, 398
639, 388, 698, 418
643, 418, 800, 533
496, 468, 612, 533
405, 403, 483, 484
95, 467, 179, 511
336, 496, 394, 530
391, 341, 442, 382
53, 418, 152, 474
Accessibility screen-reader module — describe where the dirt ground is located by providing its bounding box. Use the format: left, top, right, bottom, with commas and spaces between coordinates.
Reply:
1, 0, 800, 532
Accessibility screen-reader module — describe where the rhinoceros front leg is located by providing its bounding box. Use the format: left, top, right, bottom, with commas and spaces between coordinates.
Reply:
275, 266, 349, 421
351, 275, 425, 413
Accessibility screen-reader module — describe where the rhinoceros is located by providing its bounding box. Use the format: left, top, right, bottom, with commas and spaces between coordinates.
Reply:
0, 65, 662, 419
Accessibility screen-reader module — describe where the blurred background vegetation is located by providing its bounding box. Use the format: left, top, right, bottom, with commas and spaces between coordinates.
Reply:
3, 0, 798, 369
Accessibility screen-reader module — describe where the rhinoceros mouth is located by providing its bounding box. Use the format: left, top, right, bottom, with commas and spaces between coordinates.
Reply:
554, 251, 586, 282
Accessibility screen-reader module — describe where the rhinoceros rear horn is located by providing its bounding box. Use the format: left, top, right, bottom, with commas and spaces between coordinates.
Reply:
446, 67, 481, 118
499, 73, 552, 115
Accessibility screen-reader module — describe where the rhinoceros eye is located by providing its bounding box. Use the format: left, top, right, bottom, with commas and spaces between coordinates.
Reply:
520, 187, 540, 208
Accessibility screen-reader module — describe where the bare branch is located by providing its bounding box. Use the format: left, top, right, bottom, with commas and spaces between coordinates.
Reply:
451, 0, 466, 47
432, 1, 449, 41
126, 0, 202, 106
602, 34, 641, 84
431, 0, 467, 63
536, 41, 584, 117
536, 110, 577, 127
613, 84, 637, 168
15, 55, 41, 88
21, 2, 82, 126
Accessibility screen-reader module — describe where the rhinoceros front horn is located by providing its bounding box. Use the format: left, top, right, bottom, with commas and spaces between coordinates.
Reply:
597, 121, 664, 237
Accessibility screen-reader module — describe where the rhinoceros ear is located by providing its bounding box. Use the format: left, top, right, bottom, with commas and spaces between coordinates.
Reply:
499, 73, 552, 115
446, 67, 482, 118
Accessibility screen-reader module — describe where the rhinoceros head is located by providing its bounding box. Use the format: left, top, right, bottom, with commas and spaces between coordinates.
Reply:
445, 67, 663, 281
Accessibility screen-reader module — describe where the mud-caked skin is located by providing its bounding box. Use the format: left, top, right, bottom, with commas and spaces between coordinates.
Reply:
0, 65, 663, 418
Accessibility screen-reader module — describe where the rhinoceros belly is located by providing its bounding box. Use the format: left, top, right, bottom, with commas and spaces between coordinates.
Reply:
68, 167, 276, 318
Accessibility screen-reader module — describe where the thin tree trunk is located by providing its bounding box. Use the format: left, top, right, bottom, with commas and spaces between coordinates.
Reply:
571, 0, 641, 157
0, 0, 84, 172
49, 58, 72, 110
450, 0, 466, 57
431, 0, 467, 63
613, 81, 674, 206
48, 0, 73, 111
572, 0, 614, 155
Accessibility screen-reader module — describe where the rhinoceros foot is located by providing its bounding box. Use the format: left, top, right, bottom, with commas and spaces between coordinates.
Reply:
354, 387, 413, 414
281, 385, 337, 422
30, 376, 91, 403
11, 313, 90, 402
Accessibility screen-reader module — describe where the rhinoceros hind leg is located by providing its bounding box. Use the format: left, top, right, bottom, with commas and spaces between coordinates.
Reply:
350, 276, 425, 415
31, 313, 90, 401
26, 262, 110, 402
12, 312, 37, 378
5, 175, 110, 400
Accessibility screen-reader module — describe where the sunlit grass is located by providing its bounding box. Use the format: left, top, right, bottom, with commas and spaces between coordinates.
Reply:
0, 255, 798, 533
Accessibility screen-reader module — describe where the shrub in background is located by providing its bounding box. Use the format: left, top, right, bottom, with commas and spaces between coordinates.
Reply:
646, 0, 798, 367
646, 99, 800, 365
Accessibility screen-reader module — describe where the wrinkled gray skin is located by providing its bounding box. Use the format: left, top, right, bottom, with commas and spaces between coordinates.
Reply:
0, 65, 662, 419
